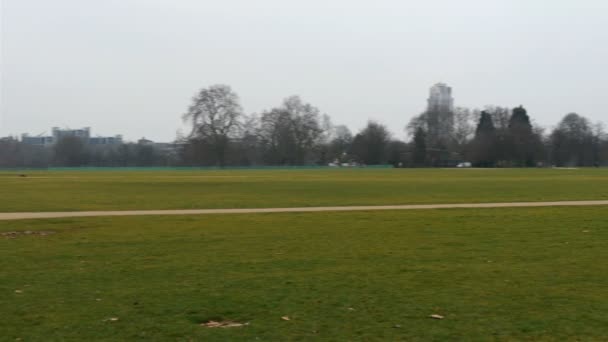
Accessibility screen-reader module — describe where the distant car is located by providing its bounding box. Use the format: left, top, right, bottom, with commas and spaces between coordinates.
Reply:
457, 162, 472, 168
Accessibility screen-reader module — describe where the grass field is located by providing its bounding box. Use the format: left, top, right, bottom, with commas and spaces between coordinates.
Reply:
1, 168, 607, 212
2, 169, 608, 340
2, 207, 608, 340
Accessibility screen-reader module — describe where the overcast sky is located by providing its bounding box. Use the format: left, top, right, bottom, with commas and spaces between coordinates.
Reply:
2, 0, 607, 142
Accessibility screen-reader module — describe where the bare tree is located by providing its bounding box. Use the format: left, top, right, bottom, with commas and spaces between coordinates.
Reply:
328, 125, 353, 162
550, 113, 598, 166
0, 138, 50, 168
183, 84, 243, 166
452, 107, 475, 147
406, 112, 428, 138
258, 96, 325, 165
53, 136, 89, 166
284, 96, 325, 162
406, 111, 452, 146
484, 106, 511, 130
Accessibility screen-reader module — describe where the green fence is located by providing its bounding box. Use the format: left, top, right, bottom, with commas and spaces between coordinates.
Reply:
0, 165, 394, 172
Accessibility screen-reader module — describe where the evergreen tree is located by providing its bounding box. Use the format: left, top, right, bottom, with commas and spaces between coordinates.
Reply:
507, 106, 538, 166
476, 111, 496, 136
509, 106, 532, 131
471, 111, 497, 167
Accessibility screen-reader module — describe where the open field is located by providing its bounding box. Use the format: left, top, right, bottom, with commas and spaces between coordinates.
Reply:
1, 168, 608, 212
2, 168, 608, 340
2, 207, 608, 340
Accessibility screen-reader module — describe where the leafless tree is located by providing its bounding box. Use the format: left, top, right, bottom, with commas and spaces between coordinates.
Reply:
258, 96, 325, 165
452, 107, 475, 146
183, 84, 243, 166
550, 113, 600, 166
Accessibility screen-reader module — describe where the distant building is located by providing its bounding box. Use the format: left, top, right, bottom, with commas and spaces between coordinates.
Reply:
21, 127, 122, 146
137, 137, 154, 145
138, 137, 179, 156
424, 83, 455, 149
90, 136, 123, 145
52, 127, 91, 141
21, 135, 55, 146
427, 83, 454, 113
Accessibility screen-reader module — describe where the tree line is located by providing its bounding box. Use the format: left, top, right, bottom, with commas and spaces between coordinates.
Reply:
1, 84, 606, 168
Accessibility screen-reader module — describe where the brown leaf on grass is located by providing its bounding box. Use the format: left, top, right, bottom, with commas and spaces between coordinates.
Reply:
429, 314, 444, 319
201, 320, 248, 328
201, 321, 222, 328
222, 322, 248, 328
281, 316, 290, 321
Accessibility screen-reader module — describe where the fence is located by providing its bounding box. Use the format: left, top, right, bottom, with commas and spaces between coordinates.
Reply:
0, 165, 394, 172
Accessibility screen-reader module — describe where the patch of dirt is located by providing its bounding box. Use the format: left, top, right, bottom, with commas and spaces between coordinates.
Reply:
1, 230, 56, 239
200, 320, 249, 328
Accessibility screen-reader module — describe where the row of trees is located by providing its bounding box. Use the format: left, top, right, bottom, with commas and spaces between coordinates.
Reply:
445, 106, 604, 167
179, 85, 407, 167
0, 137, 176, 168
179, 84, 607, 167
1, 84, 606, 168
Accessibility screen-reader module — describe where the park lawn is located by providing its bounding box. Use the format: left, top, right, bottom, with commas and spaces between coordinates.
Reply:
1, 168, 608, 212
1, 207, 607, 340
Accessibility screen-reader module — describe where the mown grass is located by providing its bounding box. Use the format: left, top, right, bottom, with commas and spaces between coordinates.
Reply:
1, 168, 607, 212
2, 207, 607, 340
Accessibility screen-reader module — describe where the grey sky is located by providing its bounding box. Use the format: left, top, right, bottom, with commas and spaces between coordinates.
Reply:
2, 0, 607, 142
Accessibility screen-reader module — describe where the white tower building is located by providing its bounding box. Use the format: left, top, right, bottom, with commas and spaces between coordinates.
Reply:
427, 83, 454, 113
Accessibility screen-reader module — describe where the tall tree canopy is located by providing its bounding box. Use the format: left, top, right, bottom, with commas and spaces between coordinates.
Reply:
550, 113, 599, 166
258, 96, 325, 165
351, 121, 391, 165
183, 84, 243, 166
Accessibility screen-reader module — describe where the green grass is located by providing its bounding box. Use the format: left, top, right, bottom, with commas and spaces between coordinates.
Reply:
3, 169, 607, 340
1, 168, 608, 212
2, 207, 608, 340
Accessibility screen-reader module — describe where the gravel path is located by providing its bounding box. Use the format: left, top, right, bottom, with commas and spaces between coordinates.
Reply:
1, 200, 608, 221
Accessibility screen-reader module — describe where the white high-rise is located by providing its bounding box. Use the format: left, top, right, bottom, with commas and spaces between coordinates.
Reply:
427, 83, 454, 113
424, 83, 455, 147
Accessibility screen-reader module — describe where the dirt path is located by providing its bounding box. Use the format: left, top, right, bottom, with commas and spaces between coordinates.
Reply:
1, 200, 608, 221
